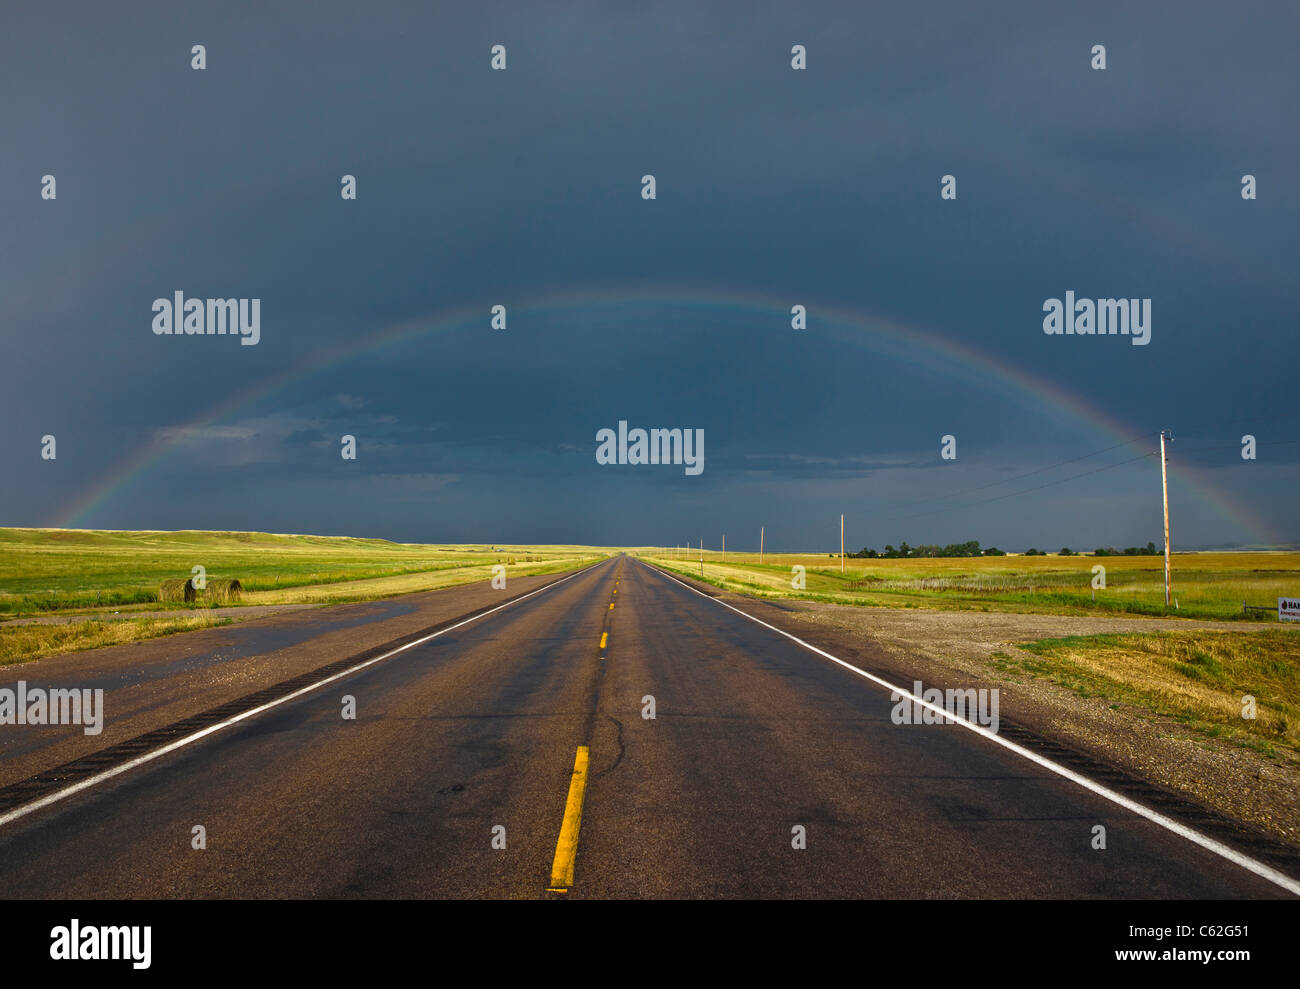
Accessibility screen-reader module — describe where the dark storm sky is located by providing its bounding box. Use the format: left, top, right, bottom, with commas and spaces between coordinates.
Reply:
2, 1, 1297, 551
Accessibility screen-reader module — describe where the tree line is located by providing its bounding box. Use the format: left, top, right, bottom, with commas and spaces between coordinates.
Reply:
844, 540, 1161, 559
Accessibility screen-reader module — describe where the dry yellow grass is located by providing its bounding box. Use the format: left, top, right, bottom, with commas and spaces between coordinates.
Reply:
0, 615, 234, 665
1004, 629, 1300, 755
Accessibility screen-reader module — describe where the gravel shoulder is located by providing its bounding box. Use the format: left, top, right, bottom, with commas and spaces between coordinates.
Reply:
738, 597, 1300, 849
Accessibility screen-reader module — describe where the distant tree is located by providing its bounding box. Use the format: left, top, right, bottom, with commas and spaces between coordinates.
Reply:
1060, 547, 1075, 556
983, 546, 1005, 556
1024, 548, 1042, 556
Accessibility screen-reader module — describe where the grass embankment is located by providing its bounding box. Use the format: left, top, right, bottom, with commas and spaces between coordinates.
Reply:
995, 629, 1300, 759
0, 615, 235, 666
638, 550, 1300, 622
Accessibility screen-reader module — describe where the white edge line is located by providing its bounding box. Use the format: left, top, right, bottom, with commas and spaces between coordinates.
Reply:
0, 559, 608, 830
641, 559, 1300, 897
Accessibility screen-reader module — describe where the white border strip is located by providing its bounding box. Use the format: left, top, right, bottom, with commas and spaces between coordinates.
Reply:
0, 560, 608, 830
641, 559, 1300, 897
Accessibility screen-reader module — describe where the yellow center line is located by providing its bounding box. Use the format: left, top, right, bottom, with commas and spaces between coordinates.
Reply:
609, 602, 614, 610
547, 746, 590, 891
599, 632, 608, 649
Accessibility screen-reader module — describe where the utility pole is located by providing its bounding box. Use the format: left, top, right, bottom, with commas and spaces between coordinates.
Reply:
840, 514, 845, 574
722, 534, 725, 562
760, 526, 764, 564
699, 538, 703, 578
1160, 431, 1173, 607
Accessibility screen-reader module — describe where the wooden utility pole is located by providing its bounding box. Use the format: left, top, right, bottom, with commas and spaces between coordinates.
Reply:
722, 534, 725, 562
840, 514, 845, 574
699, 538, 703, 577
760, 526, 764, 564
1160, 431, 1173, 607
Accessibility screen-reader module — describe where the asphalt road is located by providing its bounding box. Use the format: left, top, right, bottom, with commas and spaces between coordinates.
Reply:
0, 556, 1293, 898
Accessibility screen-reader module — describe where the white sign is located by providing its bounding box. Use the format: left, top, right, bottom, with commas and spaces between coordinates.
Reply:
1280, 598, 1300, 622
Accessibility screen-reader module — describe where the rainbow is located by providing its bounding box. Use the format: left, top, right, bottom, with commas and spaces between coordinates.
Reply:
55, 284, 1275, 543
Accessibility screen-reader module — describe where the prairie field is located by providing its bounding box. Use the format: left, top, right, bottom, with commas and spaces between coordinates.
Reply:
3, 531, 1296, 666
0, 528, 605, 616
637, 549, 1300, 622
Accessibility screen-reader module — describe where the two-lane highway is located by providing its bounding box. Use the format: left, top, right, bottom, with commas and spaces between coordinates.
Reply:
0, 556, 1293, 898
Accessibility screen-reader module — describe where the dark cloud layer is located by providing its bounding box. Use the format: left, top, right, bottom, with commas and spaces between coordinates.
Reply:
2, 1, 1296, 550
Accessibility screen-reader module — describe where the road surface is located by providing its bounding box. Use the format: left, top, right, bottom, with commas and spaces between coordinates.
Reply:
0, 556, 1294, 898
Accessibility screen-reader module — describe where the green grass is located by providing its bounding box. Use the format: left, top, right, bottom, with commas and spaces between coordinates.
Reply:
0, 528, 606, 616
995, 629, 1300, 758
639, 550, 1300, 621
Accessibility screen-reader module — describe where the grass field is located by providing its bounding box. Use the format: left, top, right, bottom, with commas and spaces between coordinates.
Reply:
0, 615, 236, 666
638, 549, 1300, 621
998, 629, 1300, 759
0, 528, 606, 616
10, 531, 1292, 623
0, 528, 607, 663
4, 530, 1297, 666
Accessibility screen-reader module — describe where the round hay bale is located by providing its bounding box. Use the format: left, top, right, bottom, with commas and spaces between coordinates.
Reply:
159, 578, 196, 603
205, 578, 243, 603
